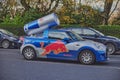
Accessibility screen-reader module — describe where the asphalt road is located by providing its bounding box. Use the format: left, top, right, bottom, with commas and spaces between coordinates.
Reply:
0, 49, 120, 80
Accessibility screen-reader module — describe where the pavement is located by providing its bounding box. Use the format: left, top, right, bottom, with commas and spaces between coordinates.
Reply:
0, 49, 120, 80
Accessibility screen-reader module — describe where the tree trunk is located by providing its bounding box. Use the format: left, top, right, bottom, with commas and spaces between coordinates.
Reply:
20, 0, 30, 11
103, 0, 113, 25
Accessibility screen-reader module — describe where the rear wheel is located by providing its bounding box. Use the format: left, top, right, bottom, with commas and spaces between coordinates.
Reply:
2, 40, 10, 49
106, 43, 115, 55
79, 50, 95, 65
22, 47, 36, 60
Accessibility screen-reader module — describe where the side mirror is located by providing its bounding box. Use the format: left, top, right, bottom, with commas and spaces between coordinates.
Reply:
94, 34, 100, 38
63, 38, 70, 42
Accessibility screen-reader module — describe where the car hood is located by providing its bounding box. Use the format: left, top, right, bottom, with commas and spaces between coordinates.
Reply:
4, 34, 19, 41
103, 35, 120, 41
66, 40, 106, 51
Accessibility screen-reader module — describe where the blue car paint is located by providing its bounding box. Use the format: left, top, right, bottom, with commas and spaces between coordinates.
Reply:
21, 29, 107, 62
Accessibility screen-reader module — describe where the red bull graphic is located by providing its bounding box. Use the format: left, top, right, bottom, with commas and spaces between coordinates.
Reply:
40, 40, 68, 56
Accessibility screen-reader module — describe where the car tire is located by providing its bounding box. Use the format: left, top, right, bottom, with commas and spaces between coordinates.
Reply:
1, 40, 10, 49
79, 50, 95, 65
22, 47, 36, 60
106, 43, 115, 55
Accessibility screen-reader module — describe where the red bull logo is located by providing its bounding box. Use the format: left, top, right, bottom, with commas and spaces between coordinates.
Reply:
40, 40, 68, 56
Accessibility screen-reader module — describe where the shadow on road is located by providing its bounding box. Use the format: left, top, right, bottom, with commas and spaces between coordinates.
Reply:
28, 58, 109, 66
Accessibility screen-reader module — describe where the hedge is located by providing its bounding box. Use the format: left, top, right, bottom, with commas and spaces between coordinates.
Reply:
94, 25, 120, 38
0, 24, 120, 38
0, 24, 25, 36
61, 24, 120, 38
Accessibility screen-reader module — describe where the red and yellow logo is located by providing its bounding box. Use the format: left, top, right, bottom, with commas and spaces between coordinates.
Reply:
40, 40, 68, 56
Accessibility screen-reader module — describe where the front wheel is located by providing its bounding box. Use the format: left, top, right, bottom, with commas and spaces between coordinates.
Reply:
79, 50, 95, 65
22, 47, 36, 60
106, 43, 115, 55
1, 40, 10, 49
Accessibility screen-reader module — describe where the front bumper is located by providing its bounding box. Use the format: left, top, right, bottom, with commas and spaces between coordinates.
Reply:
95, 50, 108, 62
116, 42, 120, 51
10, 41, 22, 48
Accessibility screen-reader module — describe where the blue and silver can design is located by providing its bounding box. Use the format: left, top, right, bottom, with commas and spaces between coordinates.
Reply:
24, 13, 60, 35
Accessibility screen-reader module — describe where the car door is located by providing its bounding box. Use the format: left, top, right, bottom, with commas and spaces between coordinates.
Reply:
44, 31, 71, 58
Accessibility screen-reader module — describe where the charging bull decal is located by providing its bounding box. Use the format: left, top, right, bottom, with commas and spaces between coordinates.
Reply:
40, 40, 68, 56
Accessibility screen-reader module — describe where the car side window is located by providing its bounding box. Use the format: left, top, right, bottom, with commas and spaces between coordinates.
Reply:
83, 29, 96, 35
71, 29, 83, 34
48, 31, 69, 40
31, 32, 43, 37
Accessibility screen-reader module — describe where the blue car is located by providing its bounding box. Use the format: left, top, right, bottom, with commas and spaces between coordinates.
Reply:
0, 29, 22, 48
62, 27, 120, 54
20, 29, 107, 65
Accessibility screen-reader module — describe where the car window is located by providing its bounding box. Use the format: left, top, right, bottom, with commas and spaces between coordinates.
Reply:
83, 29, 96, 35
30, 32, 43, 37
48, 31, 69, 40
71, 28, 83, 34
67, 31, 84, 41
0, 29, 14, 36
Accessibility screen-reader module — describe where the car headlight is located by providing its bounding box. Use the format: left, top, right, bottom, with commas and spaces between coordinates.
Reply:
10, 37, 17, 40
94, 42, 106, 51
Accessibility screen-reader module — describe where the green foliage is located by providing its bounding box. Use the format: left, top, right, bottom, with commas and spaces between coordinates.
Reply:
1, 24, 120, 39
57, 4, 102, 27
0, 24, 24, 36
73, 5, 102, 26
22, 8, 44, 24
2, 14, 24, 24
61, 24, 120, 38
94, 25, 120, 38
1, 8, 44, 25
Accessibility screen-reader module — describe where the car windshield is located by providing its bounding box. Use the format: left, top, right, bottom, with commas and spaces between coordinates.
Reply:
92, 28, 104, 36
0, 29, 14, 36
66, 31, 84, 41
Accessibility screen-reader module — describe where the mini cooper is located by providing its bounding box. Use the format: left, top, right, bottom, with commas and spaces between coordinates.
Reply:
20, 29, 107, 65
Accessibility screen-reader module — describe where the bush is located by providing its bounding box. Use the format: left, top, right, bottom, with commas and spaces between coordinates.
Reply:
2, 14, 24, 25
1, 8, 44, 25
60, 24, 120, 38
94, 25, 120, 38
0, 24, 24, 36
22, 8, 44, 24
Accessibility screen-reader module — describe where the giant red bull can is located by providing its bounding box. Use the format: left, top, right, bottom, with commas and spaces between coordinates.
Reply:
24, 13, 60, 35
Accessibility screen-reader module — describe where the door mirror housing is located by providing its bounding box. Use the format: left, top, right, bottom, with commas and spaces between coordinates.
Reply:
63, 38, 70, 42
94, 34, 100, 38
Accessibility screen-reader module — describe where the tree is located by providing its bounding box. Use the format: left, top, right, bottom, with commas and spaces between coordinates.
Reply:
112, 8, 120, 25
98, 0, 120, 25
7, 0, 18, 19
81, 0, 120, 25
56, 0, 76, 24
20, 0, 30, 11
20, 0, 61, 14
